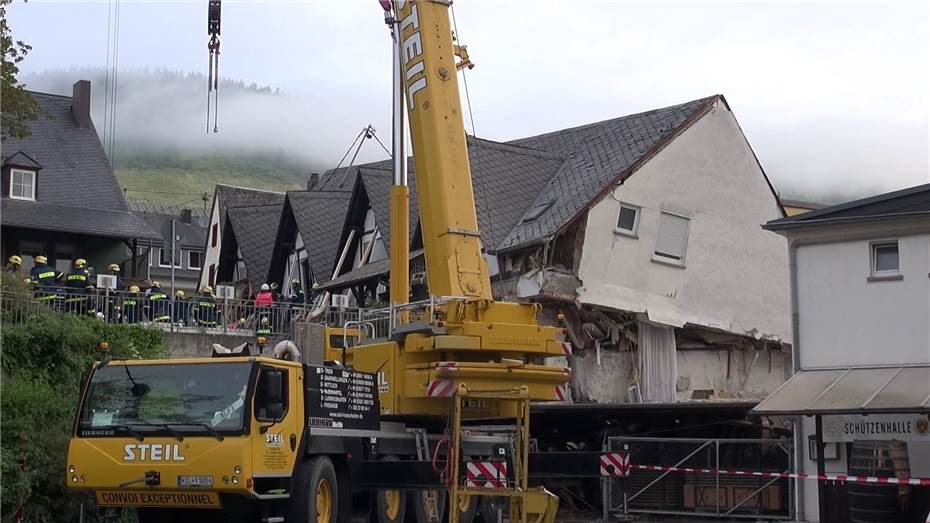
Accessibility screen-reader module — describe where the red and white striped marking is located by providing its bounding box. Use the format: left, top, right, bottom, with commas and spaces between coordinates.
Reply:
561, 342, 573, 356
625, 463, 930, 486
427, 362, 458, 397
427, 379, 455, 398
554, 384, 569, 402
600, 453, 630, 477
465, 461, 507, 489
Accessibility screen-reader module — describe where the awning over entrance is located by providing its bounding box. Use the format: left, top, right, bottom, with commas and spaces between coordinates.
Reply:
752, 365, 930, 415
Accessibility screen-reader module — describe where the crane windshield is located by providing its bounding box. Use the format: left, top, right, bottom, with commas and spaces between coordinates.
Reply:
77, 362, 254, 437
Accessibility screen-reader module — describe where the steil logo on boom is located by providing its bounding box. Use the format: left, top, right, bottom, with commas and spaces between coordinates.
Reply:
123, 443, 186, 462
397, 1, 426, 109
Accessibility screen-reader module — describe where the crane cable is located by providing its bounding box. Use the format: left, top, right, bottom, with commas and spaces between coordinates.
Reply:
206, 0, 222, 133
450, 4, 497, 253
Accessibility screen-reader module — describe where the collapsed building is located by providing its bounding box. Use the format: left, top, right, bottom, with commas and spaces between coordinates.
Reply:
271, 94, 792, 407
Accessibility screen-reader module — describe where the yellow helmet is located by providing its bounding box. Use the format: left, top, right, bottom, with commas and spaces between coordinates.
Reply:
151, 281, 161, 288
261, 316, 270, 324
202, 285, 214, 294
291, 278, 300, 285
129, 285, 141, 292
34, 255, 48, 264
9, 255, 22, 265
175, 290, 185, 298
74, 258, 87, 268
108, 264, 120, 273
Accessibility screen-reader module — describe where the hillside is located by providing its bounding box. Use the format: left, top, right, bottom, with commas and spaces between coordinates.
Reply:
114, 150, 309, 205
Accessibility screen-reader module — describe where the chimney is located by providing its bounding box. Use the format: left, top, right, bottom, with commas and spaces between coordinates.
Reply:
72, 80, 92, 129
308, 172, 320, 191
180, 209, 193, 224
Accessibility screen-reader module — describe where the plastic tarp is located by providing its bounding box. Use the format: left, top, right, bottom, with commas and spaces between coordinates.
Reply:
639, 320, 677, 402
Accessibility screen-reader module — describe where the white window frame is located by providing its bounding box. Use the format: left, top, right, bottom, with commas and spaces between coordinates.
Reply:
869, 240, 901, 279
9, 168, 36, 201
188, 250, 203, 270
614, 202, 641, 238
652, 211, 690, 267
157, 247, 183, 269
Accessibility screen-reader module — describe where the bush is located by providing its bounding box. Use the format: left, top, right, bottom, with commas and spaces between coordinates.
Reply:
1, 292, 165, 522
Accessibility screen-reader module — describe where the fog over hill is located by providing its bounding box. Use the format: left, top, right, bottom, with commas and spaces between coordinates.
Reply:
21, 68, 878, 206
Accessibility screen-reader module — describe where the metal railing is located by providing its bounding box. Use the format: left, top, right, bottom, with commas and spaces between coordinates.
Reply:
1, 289, 313, 338
604, 436, 794, 520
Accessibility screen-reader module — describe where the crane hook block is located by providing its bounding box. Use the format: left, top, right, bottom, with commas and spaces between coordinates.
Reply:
208, 0, 221, 36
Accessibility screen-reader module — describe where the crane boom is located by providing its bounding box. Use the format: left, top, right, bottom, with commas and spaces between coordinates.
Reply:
393, 0, 492, 300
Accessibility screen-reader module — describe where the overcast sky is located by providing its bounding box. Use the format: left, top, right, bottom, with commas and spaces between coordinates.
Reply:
9, 0, 930, 201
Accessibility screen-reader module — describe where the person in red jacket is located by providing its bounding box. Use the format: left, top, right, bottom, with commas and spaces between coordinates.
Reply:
255, 283, 274, 307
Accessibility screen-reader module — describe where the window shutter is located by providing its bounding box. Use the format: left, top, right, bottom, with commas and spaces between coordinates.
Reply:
655, 212, 690, 261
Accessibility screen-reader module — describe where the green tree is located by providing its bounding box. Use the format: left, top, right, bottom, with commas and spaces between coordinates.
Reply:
1, 0, 39, 139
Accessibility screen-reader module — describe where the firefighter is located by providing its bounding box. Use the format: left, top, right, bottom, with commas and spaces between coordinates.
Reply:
172, 290, 190, 325
146, 281, 170, 322
107, 263, 125, 291
29, 255, 57, 286
122, 285, 142, 324
290, 279, 305, 304
194, 286, 219, 328
5, 255, 22, 274
64, 258, 91, 314
256, 315, 272, 337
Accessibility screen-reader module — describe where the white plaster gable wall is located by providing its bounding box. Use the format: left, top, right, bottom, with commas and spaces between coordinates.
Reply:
198, 198, 222, 290
577, 99, 791, 341
795, 232, 930, 368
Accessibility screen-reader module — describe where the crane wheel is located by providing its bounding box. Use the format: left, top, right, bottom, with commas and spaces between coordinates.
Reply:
410, 489, 446, 523
376, 456, 406, 523
454, 493, 478, 523
289, 456, 338, 523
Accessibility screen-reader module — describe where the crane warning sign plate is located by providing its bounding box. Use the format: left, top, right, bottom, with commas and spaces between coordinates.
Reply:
306, 365, 379, 431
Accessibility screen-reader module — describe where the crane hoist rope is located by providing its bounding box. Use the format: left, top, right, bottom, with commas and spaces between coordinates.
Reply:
206, 0, 221, 133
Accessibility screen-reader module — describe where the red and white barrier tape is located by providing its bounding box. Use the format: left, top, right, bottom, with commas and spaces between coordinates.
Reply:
627, 463, 930, 486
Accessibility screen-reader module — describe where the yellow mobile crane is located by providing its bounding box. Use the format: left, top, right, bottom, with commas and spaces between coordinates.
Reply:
66, 2, 570, 522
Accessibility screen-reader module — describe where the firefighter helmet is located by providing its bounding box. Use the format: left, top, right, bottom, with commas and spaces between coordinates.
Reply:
176, 290, 185, 298
261, 283, 270, 291
129, 285, 141, 292
151, 281, 161, 288
8, 255, 22, 265
108, 264, 120, 273
74, 258, 87, 268
35, 255, 48, 264
202, 285, 214, 294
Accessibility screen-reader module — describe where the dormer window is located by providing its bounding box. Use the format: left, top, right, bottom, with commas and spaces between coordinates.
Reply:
10, 169, 36, 201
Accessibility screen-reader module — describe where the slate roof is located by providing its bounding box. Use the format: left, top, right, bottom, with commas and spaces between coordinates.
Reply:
214, 184, 285, 232
223, 203, 284, 288
1, 90, 159, 240
287, 190, 352, 282
1, 199, 161, 239
128, 202, 208, 250
765, 183, 930, 231
325, 136, 565, 253
315, 249, 425, 292
502, 95, 719, 250
357, 167, 419, 252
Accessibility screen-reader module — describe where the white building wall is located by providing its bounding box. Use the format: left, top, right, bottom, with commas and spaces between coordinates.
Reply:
791, 224, 930, 522
198, 198, 222, 290
795, 233, 930, 368
576, 99, 791, 342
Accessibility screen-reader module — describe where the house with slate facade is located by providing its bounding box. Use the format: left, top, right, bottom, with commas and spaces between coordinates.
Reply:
198, 184, 284, 292
290, 95, 793, 405
1, 81, 159, 276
